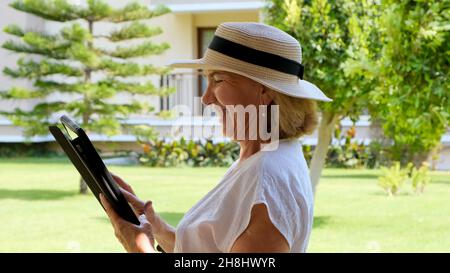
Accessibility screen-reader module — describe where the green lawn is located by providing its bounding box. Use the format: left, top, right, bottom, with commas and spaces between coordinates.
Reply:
0, 158, 449, 252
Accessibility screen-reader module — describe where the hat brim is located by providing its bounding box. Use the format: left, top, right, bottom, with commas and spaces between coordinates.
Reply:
169, 59, 333, 102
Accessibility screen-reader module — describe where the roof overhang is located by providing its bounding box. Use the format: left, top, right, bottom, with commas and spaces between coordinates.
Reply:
150, 1, 266, 14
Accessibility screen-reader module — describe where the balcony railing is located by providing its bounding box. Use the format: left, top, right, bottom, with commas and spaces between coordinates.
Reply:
159, 72, 204, 113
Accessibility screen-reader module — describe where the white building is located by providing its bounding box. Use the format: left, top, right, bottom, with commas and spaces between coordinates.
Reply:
0, 0, 448, 169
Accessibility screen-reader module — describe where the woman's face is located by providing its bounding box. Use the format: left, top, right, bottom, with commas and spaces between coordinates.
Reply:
201, 70, 274, 140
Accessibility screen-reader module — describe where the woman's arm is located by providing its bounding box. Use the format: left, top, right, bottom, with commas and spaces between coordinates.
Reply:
110, 174, 177, 252
230, 204, 290, 253
152, 217, 176, 253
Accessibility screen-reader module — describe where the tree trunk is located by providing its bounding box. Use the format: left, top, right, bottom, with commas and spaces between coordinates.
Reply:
412, 151, 431, 169
309, 111, 340, 196
79, 176, 89, 194
79, 110, 90, 194
79, 20, 94, 195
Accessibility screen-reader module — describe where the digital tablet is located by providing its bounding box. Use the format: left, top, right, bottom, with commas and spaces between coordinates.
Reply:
49, 115, 140, 225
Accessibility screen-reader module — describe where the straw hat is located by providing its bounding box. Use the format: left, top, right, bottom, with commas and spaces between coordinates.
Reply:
169, 22, 332, 102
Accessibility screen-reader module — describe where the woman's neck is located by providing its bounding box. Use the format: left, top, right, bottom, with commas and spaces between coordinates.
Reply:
238, 140, 262, 161
238, 138, 289, 162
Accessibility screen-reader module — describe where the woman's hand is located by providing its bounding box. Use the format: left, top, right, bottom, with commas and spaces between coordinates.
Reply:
111, 174, 165, 235
112, 174, 145, 215
100, 193, 156, 253
107, 174, 176, 252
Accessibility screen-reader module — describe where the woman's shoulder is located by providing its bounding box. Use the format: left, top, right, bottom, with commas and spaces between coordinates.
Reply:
259, 139, 308, 178
226, 139, 310, 194
257, 140, 314, 203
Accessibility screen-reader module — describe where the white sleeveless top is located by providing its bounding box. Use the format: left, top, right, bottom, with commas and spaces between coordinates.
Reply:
173, 138, 314, 253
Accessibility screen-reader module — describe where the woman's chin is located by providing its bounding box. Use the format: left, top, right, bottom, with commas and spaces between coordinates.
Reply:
220, 125, 234, 140
220, 126, 230, 139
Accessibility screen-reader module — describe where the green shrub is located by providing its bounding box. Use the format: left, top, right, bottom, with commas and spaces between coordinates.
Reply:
138, 139, 189, 167
133, 125, 239, 167
0, 143, 61, 157
410, 162, 432, 194
377, 161, 432, 196
132, 123, 388, 169
134, 125, 186, 167
301, 125, 391, 169
326, 142, 366, 169
378, 162, 408, 196
185, 139, 240, 167
288, 140, 384, 169
302, 144, 313, 163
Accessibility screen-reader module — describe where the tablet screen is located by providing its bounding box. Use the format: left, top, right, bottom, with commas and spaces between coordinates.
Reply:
49, 116, 141, 225
102, 175, 119, 202
62, 123, 78, 140
62, 121, 120, 203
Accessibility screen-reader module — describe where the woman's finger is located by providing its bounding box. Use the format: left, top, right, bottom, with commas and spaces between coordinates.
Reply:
120, 187, 138, 202
120, 188, 144, 216
100, 193, 124, 228
111, 173, 135, 194
144, 201, 155, 220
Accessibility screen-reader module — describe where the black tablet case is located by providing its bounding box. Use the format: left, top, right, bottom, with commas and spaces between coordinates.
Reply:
49, 116, 140, 225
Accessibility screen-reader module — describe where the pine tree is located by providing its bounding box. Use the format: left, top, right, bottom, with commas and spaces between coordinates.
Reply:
1, 0, 174, 193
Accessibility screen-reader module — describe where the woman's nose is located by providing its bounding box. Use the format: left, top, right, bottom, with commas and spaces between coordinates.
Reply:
201, 85, 216, 105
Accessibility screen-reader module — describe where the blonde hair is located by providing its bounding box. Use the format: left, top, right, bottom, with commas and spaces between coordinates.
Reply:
266, 87, 318, 139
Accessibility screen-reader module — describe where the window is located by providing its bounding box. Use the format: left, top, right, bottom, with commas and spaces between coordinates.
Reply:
197, 27, 216, 97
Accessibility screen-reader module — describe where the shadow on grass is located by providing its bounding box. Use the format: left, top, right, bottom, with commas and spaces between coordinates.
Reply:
95, 212, 185, 227
97, 212, 332, 230
430, 178, 450, 185
0, 189, 77, 201
371, 191, 414, 197
313, 216, 332, 229
322, 173, 378, 180
0, 157, 70, 164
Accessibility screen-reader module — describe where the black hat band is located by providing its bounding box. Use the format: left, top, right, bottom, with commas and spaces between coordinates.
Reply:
208, 35, 304, 79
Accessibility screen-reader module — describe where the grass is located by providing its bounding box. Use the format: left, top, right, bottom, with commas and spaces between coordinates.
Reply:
0, 157, 449, 252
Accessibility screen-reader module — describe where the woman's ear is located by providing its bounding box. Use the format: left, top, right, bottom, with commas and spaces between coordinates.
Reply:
260, 86, 275, 105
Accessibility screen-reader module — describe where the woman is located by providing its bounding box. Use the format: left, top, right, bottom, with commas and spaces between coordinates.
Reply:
100, 22, 332, 253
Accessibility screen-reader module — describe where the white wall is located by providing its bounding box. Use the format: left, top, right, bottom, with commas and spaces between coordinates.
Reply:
0, 0, 47, 112
0, 1, 260, 117
0, 0, 195, 119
